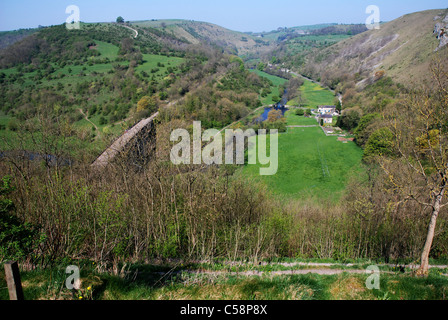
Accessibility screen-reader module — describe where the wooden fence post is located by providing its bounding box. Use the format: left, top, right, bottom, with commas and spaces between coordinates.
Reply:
4, 261, 24, 300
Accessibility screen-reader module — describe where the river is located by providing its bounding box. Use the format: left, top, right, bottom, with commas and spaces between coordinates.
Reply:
0, 150, 73, 166
259, 89, 289, 122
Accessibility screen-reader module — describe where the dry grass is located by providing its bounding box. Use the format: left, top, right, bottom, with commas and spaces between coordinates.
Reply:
305, 9, 448, 88
329, 276, 368, 300
154, 284, 245, 300
152, 277, 315, 300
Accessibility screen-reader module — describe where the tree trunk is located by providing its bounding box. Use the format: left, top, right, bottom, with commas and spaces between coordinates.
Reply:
418, 187, 445, 275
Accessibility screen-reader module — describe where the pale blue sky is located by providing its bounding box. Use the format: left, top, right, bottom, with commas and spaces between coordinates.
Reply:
0, 0, 446, 32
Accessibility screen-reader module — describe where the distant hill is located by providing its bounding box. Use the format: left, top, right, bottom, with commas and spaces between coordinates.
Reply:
252, 23, 367, 42
299, 9, 448, 89
130, 19, 274, 57
0, 28, 38, 50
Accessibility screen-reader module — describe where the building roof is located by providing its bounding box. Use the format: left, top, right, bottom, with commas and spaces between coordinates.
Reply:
320, 114, 333, 118
319, 105, 336, 109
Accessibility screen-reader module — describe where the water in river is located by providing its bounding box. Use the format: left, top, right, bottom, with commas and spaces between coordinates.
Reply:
0, 150, 73, 166
259, 89, 288, 122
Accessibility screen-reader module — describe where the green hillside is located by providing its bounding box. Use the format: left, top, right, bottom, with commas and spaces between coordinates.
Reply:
132, 19, 274, 56
1, 8, 448, 301
250, 69, 287, 105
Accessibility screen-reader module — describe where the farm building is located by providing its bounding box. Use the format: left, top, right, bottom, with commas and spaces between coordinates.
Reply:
320, 114, 333, 124
318, 105, 336, 115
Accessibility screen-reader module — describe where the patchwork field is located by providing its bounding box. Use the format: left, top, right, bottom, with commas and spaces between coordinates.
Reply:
0, 40, 185, 155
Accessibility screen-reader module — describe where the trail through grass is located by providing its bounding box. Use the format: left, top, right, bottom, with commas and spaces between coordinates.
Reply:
2, 261, 446, 300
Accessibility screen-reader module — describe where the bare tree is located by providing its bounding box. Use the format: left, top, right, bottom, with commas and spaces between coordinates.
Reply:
379, 58, 448, 275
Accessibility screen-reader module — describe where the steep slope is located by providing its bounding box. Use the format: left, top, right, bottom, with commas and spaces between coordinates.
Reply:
301, 9, 448, 88
0, 29, 38, 50
131, 19, 274, 56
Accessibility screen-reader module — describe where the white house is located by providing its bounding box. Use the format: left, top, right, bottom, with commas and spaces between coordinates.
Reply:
332, 110, 340, 117
318, 105, 336, 115
320, 114, 333, 124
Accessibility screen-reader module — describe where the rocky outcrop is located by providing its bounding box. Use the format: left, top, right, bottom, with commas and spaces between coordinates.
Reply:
434, 15, 448, 51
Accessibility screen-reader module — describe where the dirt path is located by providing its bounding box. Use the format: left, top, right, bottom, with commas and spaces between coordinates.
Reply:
120, 24, 138, 38
154, 262, 448, 278
286, 125, 318, 128
78, 109, 98, 131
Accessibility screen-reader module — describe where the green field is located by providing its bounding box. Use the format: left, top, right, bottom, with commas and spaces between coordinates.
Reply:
284, 110, 318, 126
241, 127, 363, 200
250, 70, 336, 109
289, 79, 336, 108
136, 54, 184, 78
241, 80, 362, 200
95, 40, 120, 60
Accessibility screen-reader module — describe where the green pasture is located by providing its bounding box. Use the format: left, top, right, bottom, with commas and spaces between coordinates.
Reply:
284, 110, 318, 126
241, 126, 363, 201
136, 54, 184, 78
289, 79, 336, 108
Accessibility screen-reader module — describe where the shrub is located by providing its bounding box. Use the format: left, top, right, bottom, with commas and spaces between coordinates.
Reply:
363, 127, 395, 160
0, 176, 42, 262
99, 116, 108, 125
7, 119, 18, 131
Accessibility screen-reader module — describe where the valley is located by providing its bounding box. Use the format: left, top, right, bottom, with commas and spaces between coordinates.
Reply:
0, 4, 448, 302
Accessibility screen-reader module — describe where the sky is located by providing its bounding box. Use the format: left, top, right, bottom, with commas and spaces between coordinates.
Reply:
0, 0, 447, 32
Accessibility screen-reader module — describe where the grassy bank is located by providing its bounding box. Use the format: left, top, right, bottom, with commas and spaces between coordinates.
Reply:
1, 260, 446, 300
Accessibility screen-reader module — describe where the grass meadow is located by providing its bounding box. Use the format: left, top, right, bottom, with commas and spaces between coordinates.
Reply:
240, 126, 363, 201
1, 261, 446, 300
289, 79, 336, 108
136, 53, 184, 78
241, 79, 362, 201
284, 110, 318, 126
